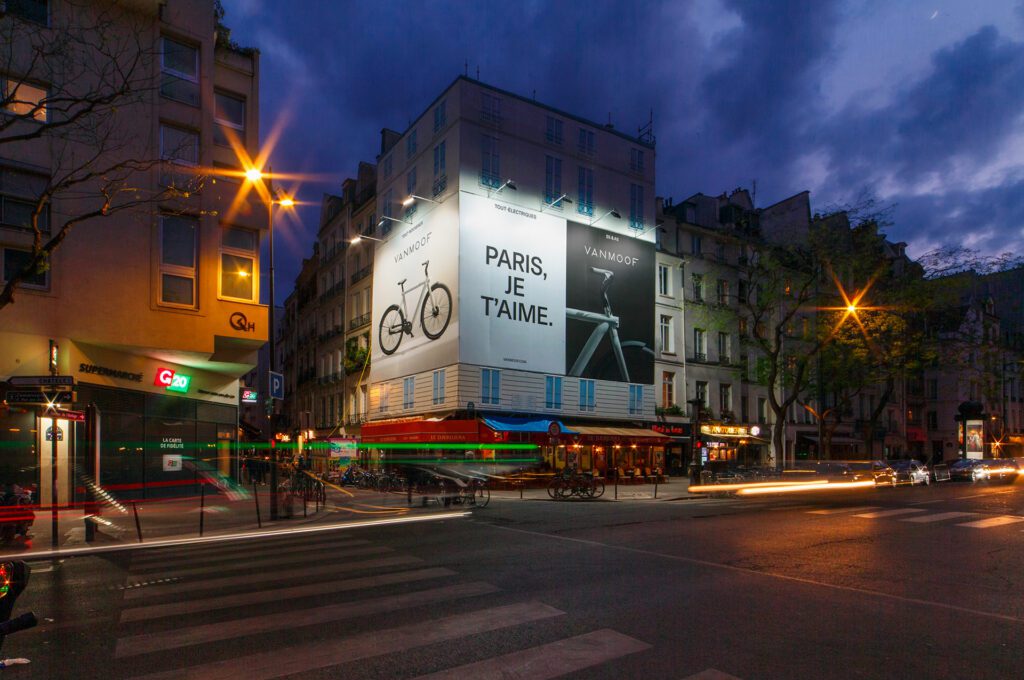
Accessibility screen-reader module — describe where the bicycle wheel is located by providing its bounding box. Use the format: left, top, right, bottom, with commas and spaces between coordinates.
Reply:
473, 484, 490, 508
378, 305, 405, 355
546, 479, 561, 499
420, 283, 452, 339
590, 479, 605, 498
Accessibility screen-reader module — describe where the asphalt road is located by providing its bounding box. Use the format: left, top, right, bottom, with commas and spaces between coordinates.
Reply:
7, 478, 1024, 679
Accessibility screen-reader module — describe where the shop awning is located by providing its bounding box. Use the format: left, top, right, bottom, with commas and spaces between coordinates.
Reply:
570, 425, 670, 444
361, 418, 495, 443
482, 417, 578, 435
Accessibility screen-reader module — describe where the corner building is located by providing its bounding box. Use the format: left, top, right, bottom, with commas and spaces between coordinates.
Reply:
364, 77, 669, 473
0, 0, 264, 501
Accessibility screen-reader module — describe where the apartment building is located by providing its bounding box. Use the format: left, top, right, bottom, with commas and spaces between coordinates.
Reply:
361, 76, 668, 474
0, 0, 264, 500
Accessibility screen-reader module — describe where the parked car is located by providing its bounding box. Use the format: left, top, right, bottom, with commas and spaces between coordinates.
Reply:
949, 459, 987, 482
847, 460, 897, 487
889, 460, 930, 486
977, 459, 1020, 484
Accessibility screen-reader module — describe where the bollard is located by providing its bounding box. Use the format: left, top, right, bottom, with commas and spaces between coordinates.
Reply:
614, 470, 618, 500
303, 491, 307, 518
654, 475, 658, 499
519, 479, 523, 500
132, 502, 143, 543
199, 483, 206, 537
253, 482, 262, 528
407, 477, 413, 506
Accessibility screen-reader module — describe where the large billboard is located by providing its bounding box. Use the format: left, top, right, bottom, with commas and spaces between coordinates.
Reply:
459, 192, 566, 374
565, 221, 655, 384
369, 198, 460, 382
370, 191, 654, 385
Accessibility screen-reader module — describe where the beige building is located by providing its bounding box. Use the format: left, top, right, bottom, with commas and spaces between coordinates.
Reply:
0, 0, 264, 502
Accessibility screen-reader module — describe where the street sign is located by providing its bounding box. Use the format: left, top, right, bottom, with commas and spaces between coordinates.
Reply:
4, 391, 74, 403
7, 376, 75, 387
52, 409, 86, 422
269, 371, 284, 400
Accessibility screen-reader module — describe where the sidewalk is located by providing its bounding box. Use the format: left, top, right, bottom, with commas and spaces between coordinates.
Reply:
489, 478, 702, 502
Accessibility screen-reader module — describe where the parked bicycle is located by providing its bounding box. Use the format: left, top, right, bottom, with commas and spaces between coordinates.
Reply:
547, 471, 605, 500
378, 260, 452, 355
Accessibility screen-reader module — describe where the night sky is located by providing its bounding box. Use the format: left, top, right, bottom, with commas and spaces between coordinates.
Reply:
219, 0, 1024, 305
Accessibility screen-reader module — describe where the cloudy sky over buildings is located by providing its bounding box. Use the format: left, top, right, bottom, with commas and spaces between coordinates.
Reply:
220, 0, 1024, 301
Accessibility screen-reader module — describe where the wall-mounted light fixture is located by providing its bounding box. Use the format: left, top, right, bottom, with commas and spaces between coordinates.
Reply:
591, 208, 621, 226
540, 194, 572, 212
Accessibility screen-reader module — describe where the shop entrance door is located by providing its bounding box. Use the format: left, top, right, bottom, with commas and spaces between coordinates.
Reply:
37, 416, 73, 507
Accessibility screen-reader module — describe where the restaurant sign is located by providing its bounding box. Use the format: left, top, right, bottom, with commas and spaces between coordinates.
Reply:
700, 424, 762, 438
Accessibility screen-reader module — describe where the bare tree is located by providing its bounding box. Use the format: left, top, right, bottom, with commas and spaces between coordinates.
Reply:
0, 0, 205, 310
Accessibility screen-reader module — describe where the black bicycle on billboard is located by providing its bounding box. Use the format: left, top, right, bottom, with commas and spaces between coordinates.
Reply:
566, 267, 654, 382
378, 260, 453, 355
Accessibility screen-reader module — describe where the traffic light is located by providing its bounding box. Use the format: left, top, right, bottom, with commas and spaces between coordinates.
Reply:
0, 562, 37, 652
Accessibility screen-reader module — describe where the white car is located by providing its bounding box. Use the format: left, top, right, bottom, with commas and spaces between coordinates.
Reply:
889, 460, 930, 485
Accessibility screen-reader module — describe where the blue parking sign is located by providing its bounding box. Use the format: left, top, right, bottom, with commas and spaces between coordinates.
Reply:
269, 371, 284, 400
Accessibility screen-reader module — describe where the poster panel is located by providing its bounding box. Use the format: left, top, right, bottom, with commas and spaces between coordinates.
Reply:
458, 192, 566, 374
564, 221, 655, 384
965, 419, 983, 459
370, 197, 460, 382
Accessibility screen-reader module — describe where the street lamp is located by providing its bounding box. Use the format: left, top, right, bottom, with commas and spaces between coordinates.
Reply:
401, 194, 441, 207
591, 208, 622, 226
244, 166, 295, 521
350, 234, 384, 245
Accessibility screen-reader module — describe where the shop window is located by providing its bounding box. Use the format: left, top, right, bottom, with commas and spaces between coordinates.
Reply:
545, 376, 562, 409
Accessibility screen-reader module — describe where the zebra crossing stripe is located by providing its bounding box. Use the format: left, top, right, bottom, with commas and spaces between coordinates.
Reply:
957, 515, 1024, 529
806, 506, 879, 515
901, 512, 979, 523
409, 629, 650, 679
120, 566, 456, 623
115, 581, 500, 658
122, 554, 422, 601
854, 509, 927, 519
129, 537, 369, 570
127, 545, 391, 581
124, 601, 564, 680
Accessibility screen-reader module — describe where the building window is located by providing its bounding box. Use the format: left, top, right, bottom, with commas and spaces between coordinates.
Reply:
381, 189, 394, 233
220, 226, 257, 302
720, 383, 732, 415
433, 99, 446, 132
577, 127, 595, 154
546, 116, 563, 144
379, 384, 389, 413
381, 154, 392, 179
579, 379, 595, 412
629, 183, 644, 230
577, 166, 594, 216
160, 214, 197, 307
481, 92, 502, 123
696, 381, 708, 408
544, 156, 562, 205
406, 168, 417, 198
694, 328, 706, 362
0, 167, 49, 232
482, 368, 501, 405
659, 315, 673, 354
717, 279, 729, 305
545, 376, 562, 409
213, 91, 245, 147
1, 247, 47, 289
738, 280, 748, 304
406, 129, 417, 159
432, 141, 447, 195
432, 368, 446, 405
927, 379, 938, 399
160, 36, 199, 106
629, 384, 644, 415
718, 332, 730, 364
160, 123, 199, 165
5, 0, 48, 24
758, 397, 768, 424
741, 396, 749, 422
657, 264, 671, 296
630, 148, 645, 172
926, 411, 938, 430
662, 372, 674, 407
403, 377, 415, 410
692, 274, 703, 302
1, 78, 47, 121
691, 234, 702, 256
480, 135, 500, 188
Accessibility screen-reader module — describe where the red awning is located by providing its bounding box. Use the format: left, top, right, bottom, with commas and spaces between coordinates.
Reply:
360, 418, 498, 444
906, 427, 926, 443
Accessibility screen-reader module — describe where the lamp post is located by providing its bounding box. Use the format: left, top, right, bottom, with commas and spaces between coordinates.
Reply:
246, 167, 293, 520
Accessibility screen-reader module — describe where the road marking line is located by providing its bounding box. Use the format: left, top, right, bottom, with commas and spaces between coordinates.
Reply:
483, 523, 1024, 624
410, 628, 650, 679
681, 670, 744, 680
947, 489, 1019, 501
901, 512, 978, 523
854, 508, 927, 519
124, 602, 564, 680
122, 554, 422, 601
120, 566, 456, 623
806, 506, 879, 515
115, 581, 499, 657
127, 545, 391, 581
129, 537, 369, 568
957, 515, 1024, 529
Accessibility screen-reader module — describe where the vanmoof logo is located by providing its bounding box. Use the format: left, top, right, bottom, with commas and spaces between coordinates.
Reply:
229, 312, 256, 332
154, 367, 192, 393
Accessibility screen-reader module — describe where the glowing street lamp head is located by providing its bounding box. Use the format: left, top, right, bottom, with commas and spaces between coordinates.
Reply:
245, 168, 263, 183
277, 196, 295, 208
847, 304, 857, 313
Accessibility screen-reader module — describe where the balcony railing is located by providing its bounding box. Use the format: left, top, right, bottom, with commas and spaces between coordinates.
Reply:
349, 312, 372, 330
350, 265, 372, 285
692, 352, 707, 363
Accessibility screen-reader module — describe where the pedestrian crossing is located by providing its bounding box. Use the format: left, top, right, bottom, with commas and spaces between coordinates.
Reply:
803, 505, 1024, 530
115, 529, 652, 679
